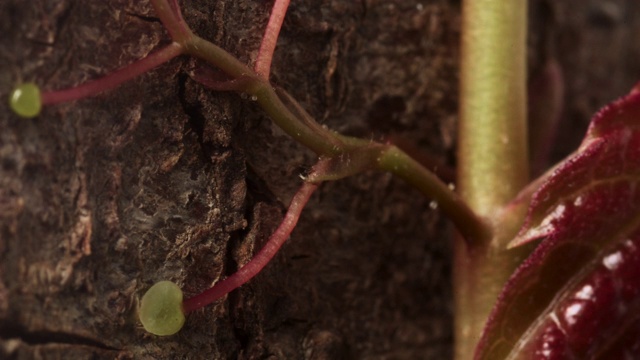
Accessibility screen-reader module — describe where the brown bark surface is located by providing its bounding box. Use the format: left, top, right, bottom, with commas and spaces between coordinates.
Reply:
0, 0, 638, 359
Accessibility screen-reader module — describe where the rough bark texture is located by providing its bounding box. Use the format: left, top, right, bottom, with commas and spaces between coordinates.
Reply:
0, 0, 638, 359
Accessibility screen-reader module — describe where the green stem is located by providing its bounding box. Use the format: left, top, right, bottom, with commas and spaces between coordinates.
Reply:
183, 35, 345, 156
458, 2, 529, 212
184, 36, 256, 80
152, 4, 484, 247
150, 0, 347, 155
378, 146, 491, 245
177, 9, 491, 248
456, 0, 529, 358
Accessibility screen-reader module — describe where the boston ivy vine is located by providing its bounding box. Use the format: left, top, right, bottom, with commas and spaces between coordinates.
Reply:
8, 0, 640, 358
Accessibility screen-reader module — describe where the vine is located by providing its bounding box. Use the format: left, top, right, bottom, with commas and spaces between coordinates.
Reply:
11, 1, 632, 359
8, 0, 488, 339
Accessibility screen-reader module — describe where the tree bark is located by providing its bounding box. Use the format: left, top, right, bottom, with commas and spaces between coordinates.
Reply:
0, 0, 638, 358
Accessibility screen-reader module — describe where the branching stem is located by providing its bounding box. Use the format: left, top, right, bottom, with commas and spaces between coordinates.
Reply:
150, 0, 192, 43
35, 0, 487, 249
24, 1, 497, 336
378, 146, 491, 245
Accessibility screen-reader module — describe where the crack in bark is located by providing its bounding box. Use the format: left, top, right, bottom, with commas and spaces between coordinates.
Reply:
123, 11, 162, 25
0, 323, 121, 351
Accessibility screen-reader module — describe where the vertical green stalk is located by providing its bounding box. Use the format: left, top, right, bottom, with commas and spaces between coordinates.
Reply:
456, 1, 528, 359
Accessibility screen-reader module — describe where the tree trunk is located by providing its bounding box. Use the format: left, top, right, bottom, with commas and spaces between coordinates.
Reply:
0, 0, 638, 358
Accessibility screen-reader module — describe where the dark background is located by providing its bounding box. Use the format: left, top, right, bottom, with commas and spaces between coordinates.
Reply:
0, 0, 638, 358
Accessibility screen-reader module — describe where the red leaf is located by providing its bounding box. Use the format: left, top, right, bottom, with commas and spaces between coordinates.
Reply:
475, 85, 640, 360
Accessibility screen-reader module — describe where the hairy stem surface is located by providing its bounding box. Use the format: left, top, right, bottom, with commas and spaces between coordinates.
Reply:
456, 0, 529, 358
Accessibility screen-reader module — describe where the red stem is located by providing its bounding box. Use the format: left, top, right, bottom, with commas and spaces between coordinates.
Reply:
41, 43, 183, 105
255, 0, 291, 80
182, 179, 319, 313
150, 0, 192, 43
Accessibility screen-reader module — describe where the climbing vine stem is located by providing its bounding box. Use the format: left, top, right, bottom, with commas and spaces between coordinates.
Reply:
9, 0, 498, 340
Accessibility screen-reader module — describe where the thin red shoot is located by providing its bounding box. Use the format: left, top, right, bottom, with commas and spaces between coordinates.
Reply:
150, 0, 192, 43
42, 43, 183, 105
255, 0, 291, 80
182, 179, 319, 313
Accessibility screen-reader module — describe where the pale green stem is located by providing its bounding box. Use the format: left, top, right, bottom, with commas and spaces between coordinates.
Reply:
307, 144, 492, 244
143, 2, 494, 345
175, 5, 490, 251
378, 146, 491, 245
183, 35, 345, 155
456, 0, 529, 359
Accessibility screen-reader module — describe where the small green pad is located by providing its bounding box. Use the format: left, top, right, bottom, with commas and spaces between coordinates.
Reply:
139, 281, 185, 336
9, 83, 42, 118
